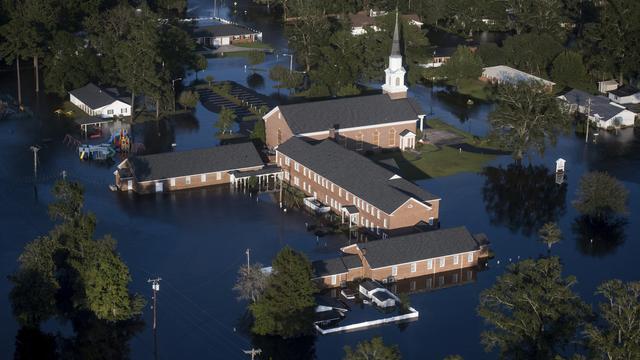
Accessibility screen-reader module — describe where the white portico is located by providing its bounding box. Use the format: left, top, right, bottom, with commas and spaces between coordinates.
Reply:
382, 12, 408, 100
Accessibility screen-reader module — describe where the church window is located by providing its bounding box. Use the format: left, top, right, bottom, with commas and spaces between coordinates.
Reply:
373, 130, 380, 148
395, 77, 400, 86
277, 129, 282, 145
389, 129, 396, 147
355, 132, 364, 150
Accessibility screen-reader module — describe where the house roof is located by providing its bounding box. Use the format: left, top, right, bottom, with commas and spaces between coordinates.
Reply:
360, 280, 383, 291
482, 66, 555, 87
372, 291, 394, 302
277, 137, 439, 214
312, 254, 362, 278
399, 129, 414, 137
127, 142, 264, 182
194, 24, 258, 38
69, 83, 129, 109
359, 226, 485, 269
276, 94, 422, 135
610, 85, 640, 97
560, 89, 628, 120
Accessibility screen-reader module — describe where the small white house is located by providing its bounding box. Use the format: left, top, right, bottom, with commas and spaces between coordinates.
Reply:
69, 83, 131, 119
559, 89, 637, 129
598, 80, 618, 94
399, 129, 416, 151
608, 85, 640, 104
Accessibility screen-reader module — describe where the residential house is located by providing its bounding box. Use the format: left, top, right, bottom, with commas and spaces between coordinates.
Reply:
264, 14, 424, 151
312, 226, 489, 288
558, 89, 637, 129
349, 10, 423, 35
419, 47, 457, 69
598, 79, 619, 94
115, 142, 265, 194
69, 83, 131, 119
194, 24, 262, 47
608, 85, 640, 105
276, 137, 440, 237
481, 65, 556, 90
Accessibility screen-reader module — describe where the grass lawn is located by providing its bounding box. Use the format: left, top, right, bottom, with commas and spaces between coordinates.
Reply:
233, 42, 274, 49
446, 78, 493, 101
373, 144, 497, 179
426, 118, 499, 149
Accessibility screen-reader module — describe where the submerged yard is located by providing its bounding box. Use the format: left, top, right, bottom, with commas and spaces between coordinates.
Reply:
372, 119, 504, 179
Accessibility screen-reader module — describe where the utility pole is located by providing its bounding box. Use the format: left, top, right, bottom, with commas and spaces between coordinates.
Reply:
246, 248, 250, 272
30, 145, 40, 180
147, 278, 162, 331
243, 348, 262, 360
283, 53, 293, 73
585, 97, 591, 143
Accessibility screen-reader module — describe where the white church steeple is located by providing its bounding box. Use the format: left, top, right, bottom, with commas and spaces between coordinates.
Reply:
382, 10, 408, 99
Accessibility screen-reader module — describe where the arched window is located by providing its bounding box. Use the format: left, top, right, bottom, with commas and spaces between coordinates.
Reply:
372, 130, 380, 148
355, 132, 364, 150
388, 129, 396, 147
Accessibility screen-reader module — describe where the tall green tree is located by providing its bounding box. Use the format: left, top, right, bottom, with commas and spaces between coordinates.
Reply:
250, 246, 317, 338
585, 280, 640, 360
573, 172, 628, 220
505, 0, 568, 39
502, 33, 563, 77
437, 45, 483, 86
285, 0, 331, 73
343, 337, 402, 360
43, 31, 101, 96
489, 81, 570, 160
216, 107, 236, 134
551, 51, 594, 91
478, 257, 590, 359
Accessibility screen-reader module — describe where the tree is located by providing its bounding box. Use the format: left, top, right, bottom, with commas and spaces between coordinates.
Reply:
502, 33, 563, 77
194, 54, 207, 80
438, 45, 483, 86
205, 75, 215, 88
585, 280, 640, 360
178, 90, 199, 109
343, 337, 401, 360
43, 31, 101, 96
269, 65, 303, 93
216, 107, 236, 134
233, 263, 268, 303
477, 43, 505, 67
251, 119, 266, 143
551, 51, 594, 91
250, 246, 317, 338
539, 222, 562, 252
478, 257, 590, 359
505, 0, 568, 39
285, 0, 331, 73
9, 180, 145, 326
247, 50, 266, 69
489, 81, 570, 160
573, 172, 628, 220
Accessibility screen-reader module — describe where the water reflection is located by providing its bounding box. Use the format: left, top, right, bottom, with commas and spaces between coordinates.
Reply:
573, 216, 627, 257
482, 164, 567, 236
252, 334, 317, 360
389, 266, 481, 295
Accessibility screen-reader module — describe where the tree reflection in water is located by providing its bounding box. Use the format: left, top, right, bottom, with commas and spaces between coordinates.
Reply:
482, 164, 568, 236
247, 73, 265, 90
252, 334, 316, 360
573, 216, 627, 257
14, 316, 144, 359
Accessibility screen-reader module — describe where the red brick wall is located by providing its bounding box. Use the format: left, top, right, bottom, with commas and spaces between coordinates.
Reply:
368, 250, 480, 282
389, 198, 440, 229
264, 108, 294, 149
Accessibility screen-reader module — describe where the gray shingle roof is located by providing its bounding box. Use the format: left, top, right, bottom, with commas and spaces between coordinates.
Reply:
610, 85, 639, 97
360, 226, 484, 269
277, 94, 422, 135
277, 137, 439, 214
561, 89, 627, 120
69, 83, 129, 109
312, 254, 362, 278
360, 280, 383, 291
194, 24, 258, 38
128, 142, 264, 182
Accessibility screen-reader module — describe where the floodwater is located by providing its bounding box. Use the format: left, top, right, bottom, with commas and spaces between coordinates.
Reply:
1, 1, 639, 359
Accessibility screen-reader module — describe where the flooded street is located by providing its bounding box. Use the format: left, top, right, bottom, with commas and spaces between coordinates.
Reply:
0, 1, 639, 359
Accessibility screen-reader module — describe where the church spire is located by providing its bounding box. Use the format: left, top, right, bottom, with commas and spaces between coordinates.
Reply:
391, 10, 400, 56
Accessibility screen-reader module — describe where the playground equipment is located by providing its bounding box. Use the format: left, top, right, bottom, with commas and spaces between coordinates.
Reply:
107, 120, 132, 153
78, 144, 115, 161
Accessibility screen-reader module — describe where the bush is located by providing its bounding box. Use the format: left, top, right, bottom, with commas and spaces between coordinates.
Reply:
178, 90, 199, 109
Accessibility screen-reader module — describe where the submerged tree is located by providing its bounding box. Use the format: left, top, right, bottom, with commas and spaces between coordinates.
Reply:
250, 246, 317, 338
585, 280, 640, 360
489, 81, 570, 161
573, 172, 628, 220
478, 257, 590, 359
216, 107, 236, 134
343, 337, 401, 360
233, 263, 268, 303
178, 90, 199, 110
539, 222, 562, 252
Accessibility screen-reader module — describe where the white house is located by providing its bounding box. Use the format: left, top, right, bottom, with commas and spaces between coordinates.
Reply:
597, 79, 618, 94
194, 24, 262, 47
608, 85, 640, 104
349, 10, 422, 36
69, 83, 131, 119
558, 89, 637, 129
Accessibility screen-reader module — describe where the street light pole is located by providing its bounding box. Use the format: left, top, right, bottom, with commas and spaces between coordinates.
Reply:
172, 77, 182, 114
283, 53, 293, 73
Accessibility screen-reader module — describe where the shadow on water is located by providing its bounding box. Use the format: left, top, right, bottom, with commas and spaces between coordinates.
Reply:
252, 334, 317, 360
481, 164, 568, 236
572, 216, 627, 257
246, 73, 265, 90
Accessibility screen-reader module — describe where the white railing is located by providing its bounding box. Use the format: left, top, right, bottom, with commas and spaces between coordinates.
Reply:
315, 307, 419, 335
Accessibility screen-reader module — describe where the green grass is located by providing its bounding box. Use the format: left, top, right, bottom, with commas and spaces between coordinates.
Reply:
373, 144, 497, 179
426, 118, 499, 149
446, 78, 493, 101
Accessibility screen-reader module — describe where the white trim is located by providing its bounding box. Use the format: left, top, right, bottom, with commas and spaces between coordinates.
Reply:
296, 119, 417, 138
262, 106, 280, 123
389, 198, 438, 215
367, 249, 480, 271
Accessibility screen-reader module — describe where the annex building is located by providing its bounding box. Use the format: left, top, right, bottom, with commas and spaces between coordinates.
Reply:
264, 13, 424, 152
115, 142, 267, 194
276, 137, 440, 236
312, 226, 489, 288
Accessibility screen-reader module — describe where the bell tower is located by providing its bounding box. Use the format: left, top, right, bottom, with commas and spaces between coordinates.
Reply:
382, 11, 408, 99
